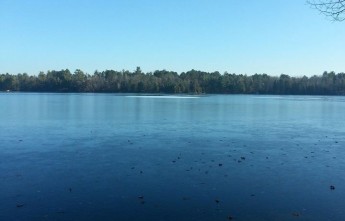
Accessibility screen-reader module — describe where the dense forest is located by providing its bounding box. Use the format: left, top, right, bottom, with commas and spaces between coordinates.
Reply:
1, 68, 345, 95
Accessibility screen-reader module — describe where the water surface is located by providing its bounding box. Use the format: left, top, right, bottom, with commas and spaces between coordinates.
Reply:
0, 93, 344, 221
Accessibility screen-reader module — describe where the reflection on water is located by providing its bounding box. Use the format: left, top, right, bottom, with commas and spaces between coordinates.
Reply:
0, 93, 345, 221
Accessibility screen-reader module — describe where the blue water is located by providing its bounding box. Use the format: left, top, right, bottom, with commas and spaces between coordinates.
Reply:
1, 93, 345, 221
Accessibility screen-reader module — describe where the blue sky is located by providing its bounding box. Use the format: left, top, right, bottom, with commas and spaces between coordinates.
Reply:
1, 0, 344, 76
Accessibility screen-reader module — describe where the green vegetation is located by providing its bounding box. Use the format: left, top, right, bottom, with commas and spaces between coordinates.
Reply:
1, 68, 345, 95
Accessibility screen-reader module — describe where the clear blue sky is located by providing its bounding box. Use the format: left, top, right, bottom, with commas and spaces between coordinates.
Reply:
1, 0, 344, 76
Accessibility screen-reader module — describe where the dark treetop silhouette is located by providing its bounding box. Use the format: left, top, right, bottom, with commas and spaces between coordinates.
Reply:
1, 68, 345, 95
308, 0, 345, 21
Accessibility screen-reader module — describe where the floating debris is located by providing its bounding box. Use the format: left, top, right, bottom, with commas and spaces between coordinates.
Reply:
16, 204, 24, 208
138, 195, 145, 204
227, 215, 234, 220
219, 163, 223, 167
292, 212, 300, 217
215, 199, 220, 204
240, 157, 246, 160
330, 185, 335, 190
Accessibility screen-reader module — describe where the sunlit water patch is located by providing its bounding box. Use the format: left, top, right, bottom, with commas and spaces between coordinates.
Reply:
126, 95, 201, 99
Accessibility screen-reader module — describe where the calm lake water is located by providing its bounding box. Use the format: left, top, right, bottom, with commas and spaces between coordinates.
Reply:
0, 93, 345, 221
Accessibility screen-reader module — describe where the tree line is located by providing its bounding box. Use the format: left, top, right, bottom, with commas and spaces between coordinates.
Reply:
1, 68, 345, 95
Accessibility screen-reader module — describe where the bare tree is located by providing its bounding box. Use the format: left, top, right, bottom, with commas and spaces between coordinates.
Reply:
308, 0, 345, 21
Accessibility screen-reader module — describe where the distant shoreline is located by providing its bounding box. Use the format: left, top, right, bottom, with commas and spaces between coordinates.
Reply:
1, 69, 345, 95
2, 92, 345, 97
